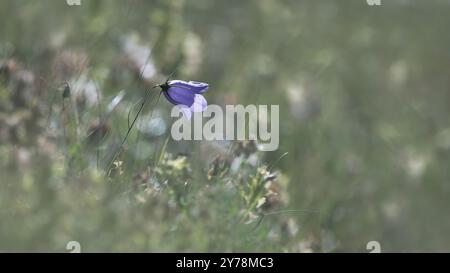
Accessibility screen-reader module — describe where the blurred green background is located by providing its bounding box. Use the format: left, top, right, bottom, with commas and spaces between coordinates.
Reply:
1, 0, 450, 252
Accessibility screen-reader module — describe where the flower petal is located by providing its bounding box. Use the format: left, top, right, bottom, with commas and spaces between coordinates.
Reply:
190, 94, 207, 112
168, 80, 209, 94
176, 105, 192, 120
165, 86, 196, 107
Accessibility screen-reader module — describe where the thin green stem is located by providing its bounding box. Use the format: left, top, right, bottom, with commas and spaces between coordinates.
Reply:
106, 89, 152, 175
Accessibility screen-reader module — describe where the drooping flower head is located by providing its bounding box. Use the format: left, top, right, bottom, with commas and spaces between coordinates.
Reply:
156, 78, 208, 119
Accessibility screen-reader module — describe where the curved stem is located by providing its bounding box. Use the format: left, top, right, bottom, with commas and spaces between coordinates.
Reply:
106, 90, 152, 175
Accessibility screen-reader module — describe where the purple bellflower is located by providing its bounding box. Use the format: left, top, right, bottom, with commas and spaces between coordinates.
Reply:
156, 79, 208, 120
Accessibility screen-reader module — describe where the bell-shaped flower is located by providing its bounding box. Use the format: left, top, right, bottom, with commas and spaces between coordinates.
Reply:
160, 80, 208, 120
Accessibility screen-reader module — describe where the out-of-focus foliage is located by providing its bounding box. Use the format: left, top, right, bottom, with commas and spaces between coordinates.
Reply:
1, 0, 450, 252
